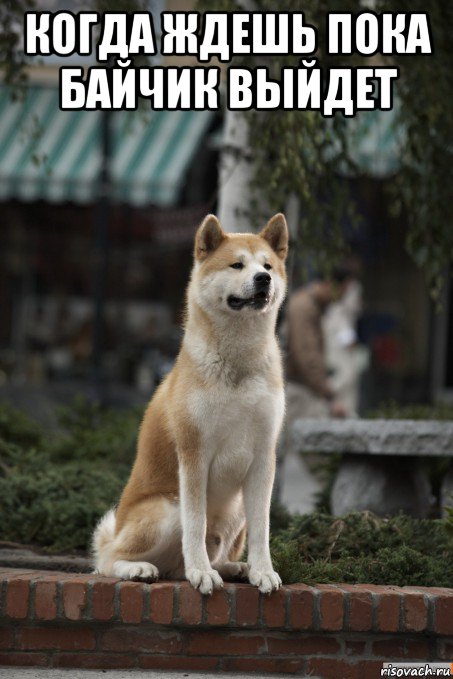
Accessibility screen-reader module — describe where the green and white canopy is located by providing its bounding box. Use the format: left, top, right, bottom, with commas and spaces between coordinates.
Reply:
345, 104, 403, 177
0, 84, 403, 206
0, 85, 214, 206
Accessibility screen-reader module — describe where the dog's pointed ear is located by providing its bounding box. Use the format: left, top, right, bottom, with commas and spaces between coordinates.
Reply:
195, 214, 226, 261
259, 213, 289, 260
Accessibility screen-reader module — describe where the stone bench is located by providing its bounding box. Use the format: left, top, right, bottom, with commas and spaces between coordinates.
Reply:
290, 419, 453, 517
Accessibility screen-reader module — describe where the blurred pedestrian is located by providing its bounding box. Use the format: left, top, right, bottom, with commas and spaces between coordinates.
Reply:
285, 269, 353, 423
274, 268, 353, 505
323, 278, 368, 417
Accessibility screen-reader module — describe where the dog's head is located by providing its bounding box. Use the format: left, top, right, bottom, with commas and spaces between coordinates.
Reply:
191, 213, 288, 317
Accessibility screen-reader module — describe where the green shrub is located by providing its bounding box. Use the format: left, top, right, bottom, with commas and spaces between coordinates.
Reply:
0, 399, 139, 552
49, 396, 140, 465
0, 442, 125, 552
270, 511, 453, 587
0, 401, 452, 587
0, 402, 43, 448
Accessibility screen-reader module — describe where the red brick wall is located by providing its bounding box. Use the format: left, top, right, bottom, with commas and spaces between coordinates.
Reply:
0, 568, 452, 677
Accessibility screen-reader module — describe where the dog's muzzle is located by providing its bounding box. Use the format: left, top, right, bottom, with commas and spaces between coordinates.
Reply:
227, 273, 272, 310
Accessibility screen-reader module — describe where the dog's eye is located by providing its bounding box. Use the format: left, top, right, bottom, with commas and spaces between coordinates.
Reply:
230, 262, 244, 270
264, 263, 272, 271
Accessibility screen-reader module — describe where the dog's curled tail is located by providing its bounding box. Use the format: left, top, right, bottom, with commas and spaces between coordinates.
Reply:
91, 508, 116, 574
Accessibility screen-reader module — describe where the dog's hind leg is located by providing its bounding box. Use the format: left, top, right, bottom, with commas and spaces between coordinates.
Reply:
216, 525, 248, 580
111, 559, 159, 582
228, 524, 247, 562
93, 496, 182, 581
208, 516, 249, 581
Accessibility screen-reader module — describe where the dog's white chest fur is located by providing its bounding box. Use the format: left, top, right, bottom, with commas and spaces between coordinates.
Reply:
188, 374, 284, 507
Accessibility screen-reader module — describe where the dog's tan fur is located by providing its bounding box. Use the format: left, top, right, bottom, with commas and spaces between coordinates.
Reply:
93, 213, 288, 594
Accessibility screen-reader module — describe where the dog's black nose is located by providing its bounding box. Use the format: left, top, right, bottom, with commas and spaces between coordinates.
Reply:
254, 272, 271, 288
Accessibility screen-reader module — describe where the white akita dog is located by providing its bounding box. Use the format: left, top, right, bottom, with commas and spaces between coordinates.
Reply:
93, 213, 288, 595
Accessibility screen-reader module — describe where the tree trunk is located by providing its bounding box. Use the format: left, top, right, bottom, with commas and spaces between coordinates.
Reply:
217, 109, 255, 233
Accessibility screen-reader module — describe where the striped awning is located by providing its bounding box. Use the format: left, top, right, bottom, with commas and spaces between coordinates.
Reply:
320, 104, 404, 178
0, 85, 214, 206
346, 105, 404, 178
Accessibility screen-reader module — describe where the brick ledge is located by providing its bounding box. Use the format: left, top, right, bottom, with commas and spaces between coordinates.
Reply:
1, 568, 452, 677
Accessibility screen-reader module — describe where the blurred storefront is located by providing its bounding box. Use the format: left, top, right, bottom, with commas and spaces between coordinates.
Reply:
1, 87, 450, 407
0, 83, 220, 393
0, 0, 451, 407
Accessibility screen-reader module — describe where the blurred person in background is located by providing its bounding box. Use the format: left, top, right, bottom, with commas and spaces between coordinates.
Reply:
323, 278, 369, 417
285, 268, 354, 425
274, 268, 354, 507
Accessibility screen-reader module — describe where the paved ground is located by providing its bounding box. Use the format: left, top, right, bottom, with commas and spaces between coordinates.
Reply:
1, 670, 313, 679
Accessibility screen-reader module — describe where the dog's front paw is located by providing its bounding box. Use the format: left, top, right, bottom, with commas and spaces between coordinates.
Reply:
186, 568, 223, 595
248, 567, 282, 594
